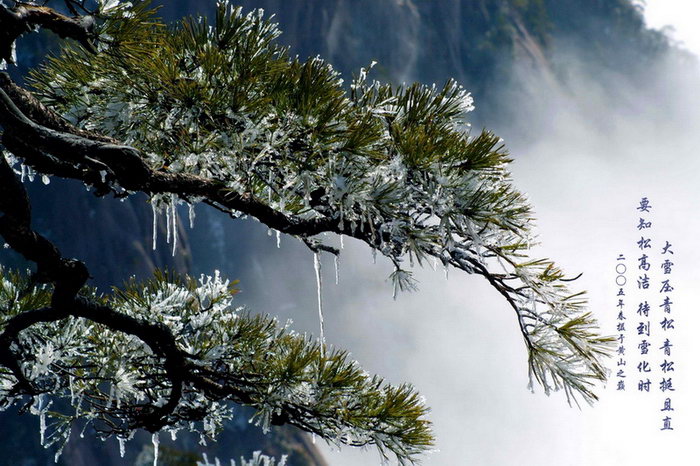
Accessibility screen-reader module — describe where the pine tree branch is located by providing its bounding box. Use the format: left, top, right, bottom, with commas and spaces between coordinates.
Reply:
0, 5, 610, 459
0, 65, 613, 405
0, 147, 432, 462
0, 150, 184, 430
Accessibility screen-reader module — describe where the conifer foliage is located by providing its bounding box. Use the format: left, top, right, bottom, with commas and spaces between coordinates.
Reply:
0, 0, 613, 463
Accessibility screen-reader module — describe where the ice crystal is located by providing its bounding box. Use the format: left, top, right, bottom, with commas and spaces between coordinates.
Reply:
334, 256, 339, 285
313, 252, 325, 353
1, 1, 613, 462
152, 201, 158, 250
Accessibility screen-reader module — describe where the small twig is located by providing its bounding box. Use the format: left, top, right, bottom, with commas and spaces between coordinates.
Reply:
302, 237, 340, 256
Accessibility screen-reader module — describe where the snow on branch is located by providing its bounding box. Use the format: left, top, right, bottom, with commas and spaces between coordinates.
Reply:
0, 0, 614, 463
0, 266, 433, 463
18, 0, 613, 405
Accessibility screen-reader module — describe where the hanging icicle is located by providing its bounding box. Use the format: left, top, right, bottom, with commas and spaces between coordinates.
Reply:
268, 168, 273, 204
165, 199, 172, 245
313, 252, 325, 355
152, 432, 160, 466
151, 201, 158, 250
39, 409, 46, 446
188, 202, 196, 229
334, 256, 339, 285
171, 194, 178, 257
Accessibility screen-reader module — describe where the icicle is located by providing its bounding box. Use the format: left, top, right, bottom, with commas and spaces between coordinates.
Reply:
444, 264, 449, 280
54, 435, 68, 463
188, 203, 196, 228
39, 409, 46, 446
313, 253, 325, 355
106, 384, 115, 409
371, 248, 377, 264
268, 170, 273, 204
75, 392, 84, 418
312, 433, 316, 445
261, 409, 271, 434
152, 432, 160, 466
527, 376, 535, 394
340, 235, 344, 250
466, 222, 484, 261
165, 200, 172, 244
276, 230, 281, 248
334, 256, 339, 285
79, 413, 90, 438
152, 202, 158, 250
392, 266, 402, 300
69, 375, 75, 405
20, 164, 26, 183
171, 195, 178, 257
118, 437, 126, 458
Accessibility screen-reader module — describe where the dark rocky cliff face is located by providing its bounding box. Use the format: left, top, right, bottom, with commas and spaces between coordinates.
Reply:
0, 1, 679, 464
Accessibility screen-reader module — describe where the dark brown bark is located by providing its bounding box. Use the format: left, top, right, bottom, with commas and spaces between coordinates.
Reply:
0, 3, 94, 65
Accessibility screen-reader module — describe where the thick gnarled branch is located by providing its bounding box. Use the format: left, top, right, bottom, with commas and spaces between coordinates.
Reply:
0, 3, 95, 65
0, 76, 352, 240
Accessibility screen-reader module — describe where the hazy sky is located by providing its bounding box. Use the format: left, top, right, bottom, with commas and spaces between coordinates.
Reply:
645, 1, 700, 55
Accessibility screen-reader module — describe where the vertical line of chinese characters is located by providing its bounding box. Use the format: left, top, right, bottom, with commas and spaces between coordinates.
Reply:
615, 251, 627, 392
657, 219, 675, 432
636, 197, 653, 404
616, 197, 677, 431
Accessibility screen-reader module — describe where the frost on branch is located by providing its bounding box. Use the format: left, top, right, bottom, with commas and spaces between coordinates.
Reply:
23, 0, 614, 406
199, 451, 287, 466
0, 268, 432, 464
0, 1, 615, 463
